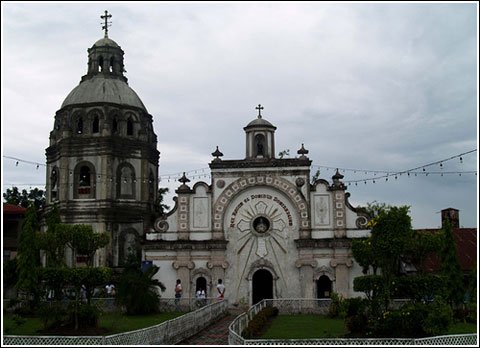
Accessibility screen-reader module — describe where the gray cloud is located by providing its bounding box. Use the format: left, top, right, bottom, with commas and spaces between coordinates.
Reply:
2, 2, 477, 228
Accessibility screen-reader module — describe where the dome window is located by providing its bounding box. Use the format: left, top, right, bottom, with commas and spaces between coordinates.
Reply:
127, 118, 134, 136
112, 118, 118, 134
77, 118, 83, 134
98, 56, 104, 72
92, 115, 99, 133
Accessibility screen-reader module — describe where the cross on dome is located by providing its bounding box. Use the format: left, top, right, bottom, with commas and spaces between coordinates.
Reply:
101, 10, 112, 38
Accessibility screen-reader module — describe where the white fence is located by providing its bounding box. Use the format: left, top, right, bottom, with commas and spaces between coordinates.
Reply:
228, 298, 478, 346
3, 298, 228, 346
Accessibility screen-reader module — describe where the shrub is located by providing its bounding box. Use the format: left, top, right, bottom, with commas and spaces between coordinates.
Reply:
241, 306, 279, 339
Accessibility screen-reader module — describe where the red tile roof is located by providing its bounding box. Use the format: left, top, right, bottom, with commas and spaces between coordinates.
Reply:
3, 203, 27, 215
420, 228, 477, 272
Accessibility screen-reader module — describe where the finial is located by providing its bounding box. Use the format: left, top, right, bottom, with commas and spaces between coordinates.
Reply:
101, 10, 112, 38
178, 172, 191, 185
212, 146, 224, 160
297, 143, 309, 157
256, 104, 264, 118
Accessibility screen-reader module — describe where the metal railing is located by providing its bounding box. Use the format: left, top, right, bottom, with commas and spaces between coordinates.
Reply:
3, 298, 229, 346
228, 298, 477, 346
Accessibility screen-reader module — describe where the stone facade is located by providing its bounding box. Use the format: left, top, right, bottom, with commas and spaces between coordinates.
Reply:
44, 32, 159, 267
145, 113, 371, 305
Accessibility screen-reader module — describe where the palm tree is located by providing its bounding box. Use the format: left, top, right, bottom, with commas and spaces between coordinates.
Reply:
116, 250, 166, 315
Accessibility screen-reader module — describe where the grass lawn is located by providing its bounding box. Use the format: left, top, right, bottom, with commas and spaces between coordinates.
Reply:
447, 322, 477, 335
260, 314, 347, 339
3, 311, 183, 336
260, 315, 476, 340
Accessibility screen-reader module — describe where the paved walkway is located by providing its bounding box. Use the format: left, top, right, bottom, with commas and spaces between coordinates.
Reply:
178, 308, 244, 345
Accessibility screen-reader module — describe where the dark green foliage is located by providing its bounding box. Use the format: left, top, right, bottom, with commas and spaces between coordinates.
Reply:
155, 187, 170, 214
115, 252, 166, 315
369, 300, 453, 338
241, 306, 279, 339
3, 186, 45, 210
327, 292, 347, 318
3, 258, 18, 288
439, 219, 464, 307
16, 206, 41, 308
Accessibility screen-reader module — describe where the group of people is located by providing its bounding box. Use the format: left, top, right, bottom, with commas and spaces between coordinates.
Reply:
174, 278, 226, 310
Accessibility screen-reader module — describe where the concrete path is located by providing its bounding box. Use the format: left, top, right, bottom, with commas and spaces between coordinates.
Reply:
178, 308, 244, 345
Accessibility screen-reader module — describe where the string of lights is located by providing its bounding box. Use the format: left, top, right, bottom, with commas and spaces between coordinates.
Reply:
3, 149, 476, 188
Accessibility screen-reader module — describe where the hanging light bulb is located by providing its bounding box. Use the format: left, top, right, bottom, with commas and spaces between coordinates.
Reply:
460, 157, 463, 163
15, 161, 19, 166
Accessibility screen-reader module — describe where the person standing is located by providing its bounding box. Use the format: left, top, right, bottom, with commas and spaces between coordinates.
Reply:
216, 279, 225, 300
174, 279, 183, 311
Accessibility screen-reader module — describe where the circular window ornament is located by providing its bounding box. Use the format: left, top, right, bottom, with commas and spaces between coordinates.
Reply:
253, 216, 270, 234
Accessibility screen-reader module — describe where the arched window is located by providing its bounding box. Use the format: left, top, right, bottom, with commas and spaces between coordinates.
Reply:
127, 117, 134, 136
50, 167, 58, 201
92, 115, 99, 133
74, 162, 96, 199
116, 163, 136, 199
148, 170, 155, 201
98, 56, 104, 72
109, 57, 114, 73
112, 118, 118, 134
79, 166, 91, 187
255, 134, 265, 157
77, 118, 83, 134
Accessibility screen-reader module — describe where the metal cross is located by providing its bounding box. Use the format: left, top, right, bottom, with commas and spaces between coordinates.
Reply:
256, 104, 264, 118
101, 10, 112, 38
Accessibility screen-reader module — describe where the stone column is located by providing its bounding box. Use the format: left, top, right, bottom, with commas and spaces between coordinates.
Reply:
330, 258, 353, 298
295, 259, 317, 298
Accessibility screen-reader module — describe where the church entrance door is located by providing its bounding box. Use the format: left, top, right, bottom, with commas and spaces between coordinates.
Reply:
252, 269, 273, 305
316, 275, 332, 298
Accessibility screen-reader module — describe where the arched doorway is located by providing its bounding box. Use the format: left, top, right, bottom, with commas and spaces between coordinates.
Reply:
196, 277, 207, 293
252, 269, 273, 304
317, 275, 332, 298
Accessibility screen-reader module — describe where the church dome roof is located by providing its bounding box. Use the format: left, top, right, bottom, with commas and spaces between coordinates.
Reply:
93, 37, 120, 48
61, 75, 147, 111
244, 116, 276, 130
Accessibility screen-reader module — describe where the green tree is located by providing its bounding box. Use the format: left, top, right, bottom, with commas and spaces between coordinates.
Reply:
439, 219, 464, 307
155, 187, 170, 214
3, 186, 45, 210
16, 205, 41, 309
116, 250, 166, 315
311, 169, 321, 184
37, 216, 110, 331
278, 149, 290, 159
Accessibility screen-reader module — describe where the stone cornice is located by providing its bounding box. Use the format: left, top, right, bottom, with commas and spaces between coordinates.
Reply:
143, 240, 228, 251
209, 158, 311, 169
294, 238, 352, 249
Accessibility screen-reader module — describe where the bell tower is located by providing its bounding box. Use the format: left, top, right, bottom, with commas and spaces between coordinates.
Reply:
244, 104, 277, 159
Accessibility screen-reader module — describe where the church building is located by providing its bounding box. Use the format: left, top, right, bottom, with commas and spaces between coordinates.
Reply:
45, 12, 159, 267
44, 13, 372, 305
145, 106, 371, 304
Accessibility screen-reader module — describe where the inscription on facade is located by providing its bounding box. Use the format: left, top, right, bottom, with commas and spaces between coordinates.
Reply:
229, 194, 293, 228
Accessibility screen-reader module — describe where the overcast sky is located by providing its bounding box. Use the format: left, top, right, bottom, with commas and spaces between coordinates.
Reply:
2, 1, 478, 229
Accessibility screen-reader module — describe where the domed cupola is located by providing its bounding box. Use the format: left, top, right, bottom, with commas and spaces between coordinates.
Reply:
60, 11, 146, 111
244, 104, 277, 159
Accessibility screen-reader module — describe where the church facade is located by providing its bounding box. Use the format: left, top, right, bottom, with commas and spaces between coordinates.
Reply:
44, 15, 372, 305
145, 109, 371, 304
